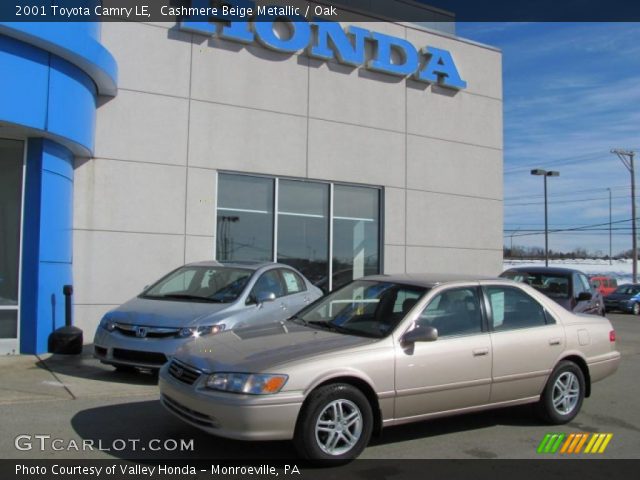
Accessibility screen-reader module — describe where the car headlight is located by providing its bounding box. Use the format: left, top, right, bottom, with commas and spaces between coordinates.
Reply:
205, 373, 288, 395
100, 318, 116, 332
177, 324, 225, 338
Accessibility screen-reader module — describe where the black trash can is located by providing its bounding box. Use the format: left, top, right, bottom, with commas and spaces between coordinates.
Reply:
48, 285, 83, 355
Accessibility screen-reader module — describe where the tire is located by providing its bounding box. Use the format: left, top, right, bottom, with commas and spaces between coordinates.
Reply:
536, 361, 585, 424
294, 383, 373, 463
632, 303, 640, 316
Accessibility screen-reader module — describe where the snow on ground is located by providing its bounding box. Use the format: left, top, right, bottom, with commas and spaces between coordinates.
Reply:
503, 258, 636, 284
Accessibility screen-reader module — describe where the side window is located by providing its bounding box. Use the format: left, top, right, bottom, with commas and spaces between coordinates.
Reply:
576, 274, 592, 296
281, 269, 306, 295
251, 270, 285, 300
393, 290, 422, 315
486, 286, 548, 331
611, 279, 618, 288
416, 288, 482, 338
578, 274, 592, 293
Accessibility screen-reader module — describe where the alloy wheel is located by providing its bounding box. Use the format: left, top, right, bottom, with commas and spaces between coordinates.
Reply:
552, 371, 580, 415
314, 399, 363, 456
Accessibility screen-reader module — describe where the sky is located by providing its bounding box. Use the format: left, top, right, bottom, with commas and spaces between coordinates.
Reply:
455, 23, 640, 256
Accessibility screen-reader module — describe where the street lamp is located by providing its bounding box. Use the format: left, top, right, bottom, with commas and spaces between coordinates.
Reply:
611, 149, 637, 282
531, 169, 560, 267
607, 187, 612, 266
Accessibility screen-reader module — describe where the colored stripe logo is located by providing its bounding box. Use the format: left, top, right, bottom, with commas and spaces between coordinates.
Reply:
537, 433, 613, 454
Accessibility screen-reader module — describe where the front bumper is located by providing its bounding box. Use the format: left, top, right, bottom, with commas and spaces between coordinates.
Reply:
93, 328, 192, 368
158, 363, 304, 441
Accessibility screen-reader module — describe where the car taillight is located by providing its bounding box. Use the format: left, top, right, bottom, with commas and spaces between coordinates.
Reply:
609, 330, 616, 342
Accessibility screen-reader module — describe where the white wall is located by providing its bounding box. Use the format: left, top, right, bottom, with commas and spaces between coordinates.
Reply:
73, 20, 503, 335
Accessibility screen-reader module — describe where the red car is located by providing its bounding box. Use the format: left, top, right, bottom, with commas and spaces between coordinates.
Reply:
590, 276, 618, 297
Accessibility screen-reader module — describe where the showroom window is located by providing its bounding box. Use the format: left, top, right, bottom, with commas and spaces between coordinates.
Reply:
216, 173, 381, 291
216, 174, 274, 262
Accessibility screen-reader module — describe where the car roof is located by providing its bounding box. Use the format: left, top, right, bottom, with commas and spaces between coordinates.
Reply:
362, 273, 500, 288
503, 266, 584, 276
184, 260, 297, 271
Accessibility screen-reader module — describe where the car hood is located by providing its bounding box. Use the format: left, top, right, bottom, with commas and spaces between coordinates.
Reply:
173, 322, 376, 373
106, 296, 231, 328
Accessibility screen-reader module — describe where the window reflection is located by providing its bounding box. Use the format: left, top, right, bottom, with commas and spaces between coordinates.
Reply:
277, 180, 329, 287
0, 139, 23, 309
332, 185, 380, 290
216, 174, 274, 262
216, 174, 381, 292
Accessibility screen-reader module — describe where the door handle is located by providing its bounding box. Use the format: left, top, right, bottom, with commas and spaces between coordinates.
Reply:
548, 338, 562, 346
472, 348, 489, 357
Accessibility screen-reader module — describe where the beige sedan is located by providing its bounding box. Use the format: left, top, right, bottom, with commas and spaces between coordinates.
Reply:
159, 274, 620, 461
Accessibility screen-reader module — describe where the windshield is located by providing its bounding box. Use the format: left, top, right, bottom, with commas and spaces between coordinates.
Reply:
613, 285, 640, 295
294, 280, 428, 338
142, 266, 253, 303
502, 271, 570, 299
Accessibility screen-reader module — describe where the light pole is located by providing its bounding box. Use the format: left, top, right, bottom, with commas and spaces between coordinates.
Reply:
612, 149, 637, 283
531, 169, 560, 267
607, 187, 612, 265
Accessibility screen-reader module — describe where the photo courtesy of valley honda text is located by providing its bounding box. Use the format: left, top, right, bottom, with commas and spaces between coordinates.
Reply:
0, 0, 502, 362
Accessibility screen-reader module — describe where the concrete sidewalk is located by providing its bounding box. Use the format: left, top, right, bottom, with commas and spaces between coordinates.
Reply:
0, 347, 158, 405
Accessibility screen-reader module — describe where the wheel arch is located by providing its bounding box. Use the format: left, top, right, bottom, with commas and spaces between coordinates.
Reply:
558, 354, 591, 397
299, 375, 383, 436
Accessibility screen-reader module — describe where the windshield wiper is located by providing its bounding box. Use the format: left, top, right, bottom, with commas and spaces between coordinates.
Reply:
159, 294, 222, 303
287, 315, 308, 326
307, 320, 352, 334
307, 320, 381, 338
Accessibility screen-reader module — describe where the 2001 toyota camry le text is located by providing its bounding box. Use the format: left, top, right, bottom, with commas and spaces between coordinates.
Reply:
158, 274, 621, 461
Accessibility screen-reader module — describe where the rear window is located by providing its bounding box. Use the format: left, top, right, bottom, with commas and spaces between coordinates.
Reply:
502, 271, 570, 299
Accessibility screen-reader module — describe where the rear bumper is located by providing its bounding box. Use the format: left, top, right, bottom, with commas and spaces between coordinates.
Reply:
588, 351, 622, 384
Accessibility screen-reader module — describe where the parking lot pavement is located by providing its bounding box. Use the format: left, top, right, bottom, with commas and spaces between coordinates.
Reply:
0, 314, 638, 460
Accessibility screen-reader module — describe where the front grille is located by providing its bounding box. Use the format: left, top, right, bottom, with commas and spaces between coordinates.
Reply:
112, 348, 167, 365
168, 360, 202, 385
115, 324, 179, 338
162, 394, 219, 428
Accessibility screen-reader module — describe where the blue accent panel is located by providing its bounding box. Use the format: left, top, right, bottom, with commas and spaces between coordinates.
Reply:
0, 23, 114, 155
20, 139, 43, 354
20, 139, 74, 354
40, 141, 74, 264
47, 55, 97, 151
0, 35, 49, 131
0, 22, 117, 96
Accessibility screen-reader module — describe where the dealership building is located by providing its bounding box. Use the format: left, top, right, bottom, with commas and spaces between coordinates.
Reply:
0, 2, 503, 355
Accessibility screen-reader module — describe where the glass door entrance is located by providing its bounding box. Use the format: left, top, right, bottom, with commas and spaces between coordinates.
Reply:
0, 139, 24, 354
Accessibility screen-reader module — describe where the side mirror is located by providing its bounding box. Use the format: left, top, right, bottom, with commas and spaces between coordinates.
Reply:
577, 292, 592, 302
256, 292, 276, 305
402, 326, 438, 345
